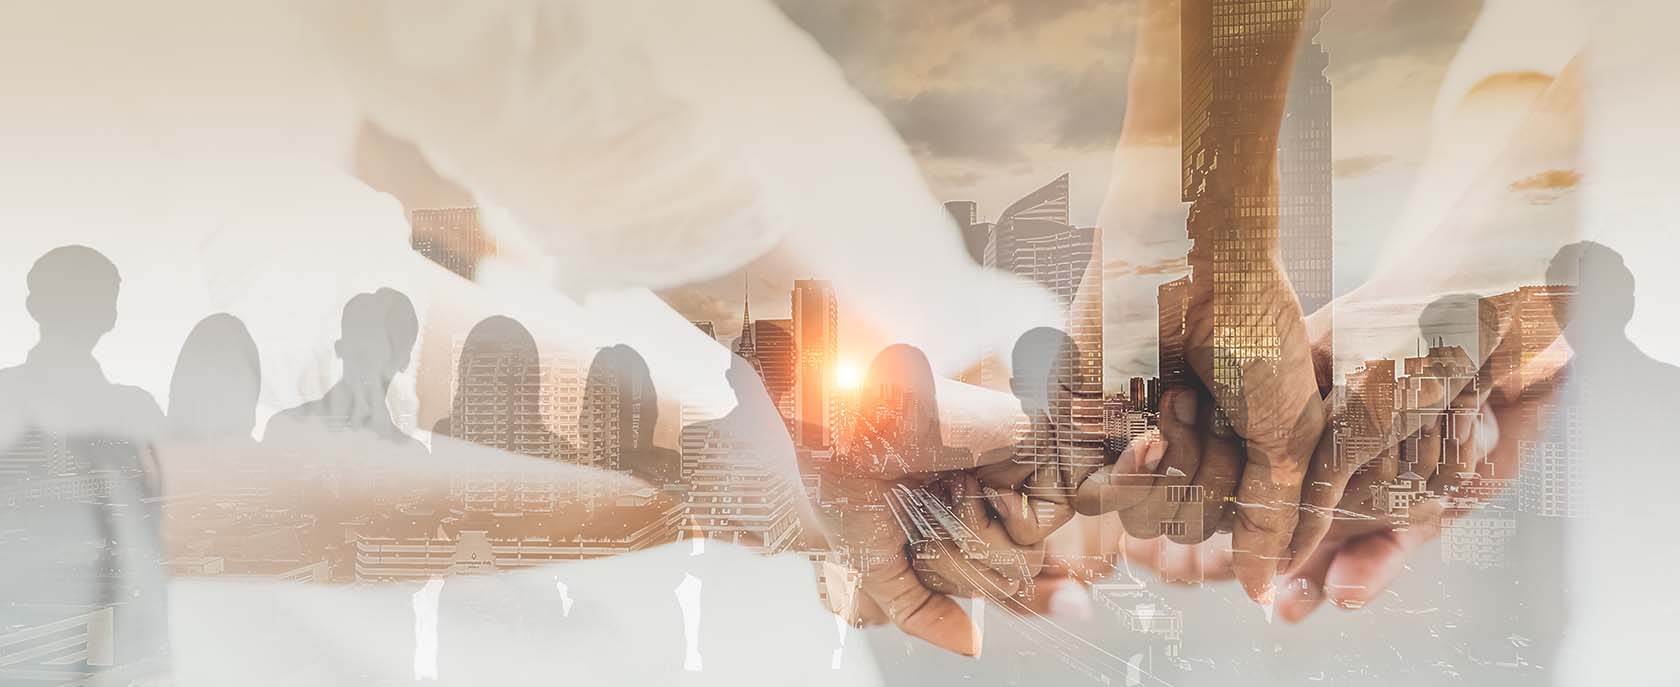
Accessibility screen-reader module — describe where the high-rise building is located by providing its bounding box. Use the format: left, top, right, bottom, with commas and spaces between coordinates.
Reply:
1396, 343, 1480, 476
732, 283, 797, 428
792, 279, 838, 450
1129, 377, 1148, 410
1180, 0, 1333, 428
1278, 0, 1334, 318
1342, 358, 1397, 474
750, 319, 796, 426
1146, 377, 1162, 413
683, 419, 801, 554
944, 200, 990, 266
442, 322, 567, 513
410, 207, 489, 280
1480, 285, 1580, 517
984, 174, 1104, 479
1157, 277, 1191, 390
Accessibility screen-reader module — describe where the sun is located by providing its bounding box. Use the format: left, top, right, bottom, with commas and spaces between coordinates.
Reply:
835, 360, 864, 391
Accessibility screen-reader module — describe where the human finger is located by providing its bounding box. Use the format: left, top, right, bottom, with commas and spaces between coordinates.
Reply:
834, 476, 979, 655
1285, 406, 1354, 573
1229, 385, 1323, 605
1279, 539, 1335, 624
1172, 430, 1241, 545
1118, 390, 1204, 538
1071, 430, 1166, 516
1322, 501, 1444, 610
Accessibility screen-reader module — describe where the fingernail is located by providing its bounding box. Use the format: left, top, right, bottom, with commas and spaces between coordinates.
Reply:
1252, 582, 1276, 609
1279, 578, 1321, 624
1171, 391, 1197, 425
1049, 585, 1093, 621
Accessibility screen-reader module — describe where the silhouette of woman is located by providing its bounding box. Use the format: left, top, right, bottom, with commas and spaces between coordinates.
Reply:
433, 315, 567, 461
845, 344, 947, 475
581, 344, 678, 483
168, 313, 262, 443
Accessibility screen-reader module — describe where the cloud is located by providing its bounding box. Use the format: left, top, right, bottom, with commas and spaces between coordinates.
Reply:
1334, 153, 1395, 178
1055, 63, 1129, 149
1135, 256, 1185, 276
1510, 169, 1581, 192
881, 87, 1029, 162
775, 0, 1138, 164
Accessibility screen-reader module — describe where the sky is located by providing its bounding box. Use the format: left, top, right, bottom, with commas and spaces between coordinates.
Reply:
665, 0, 1571, 387
0, 0, 1592, 402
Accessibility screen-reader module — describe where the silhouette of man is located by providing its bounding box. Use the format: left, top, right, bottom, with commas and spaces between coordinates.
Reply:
974, 327, 1094, 546
1546, 241, 1680, 683
263, 287, 426, 456
678, 354, 804, 551
0, 245, 171, 677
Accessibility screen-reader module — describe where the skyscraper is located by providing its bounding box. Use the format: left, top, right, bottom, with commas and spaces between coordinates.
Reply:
410, 207, 490, 280
1179, 0, 1333, 428
1158, 277, 1190, 390
750, 319, 796, 426
684, 423, 801, 554
792, 279, 838, 450
984, 174, 1104, 479
944, 200, 990, 266
1396, 343, 1479, 477
1342, 358, 1397, 474
1278, 0, 1334, 318
731, 287, 796, 430
1129, 377, 1148, 409
441, 318, 565, 513
1480, 285, 1581, 517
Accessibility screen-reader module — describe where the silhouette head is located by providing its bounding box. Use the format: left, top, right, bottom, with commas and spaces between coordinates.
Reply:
26, 245, 121, 349
1417, 293, 1481, 350
860, 344, 942, 455
1546, 241, 1635, 350
452, 315, 541, 419
724, 353, 773, 414
169, 314, 261, 440
335, 288, 418, 384
1009, 326, 1078, 417
584, 344, 657, 451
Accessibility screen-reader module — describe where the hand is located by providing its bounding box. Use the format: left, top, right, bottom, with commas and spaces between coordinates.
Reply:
1072, 3, 1333, 604
1280, 365, 1553, 623
809, 343, 1032, 656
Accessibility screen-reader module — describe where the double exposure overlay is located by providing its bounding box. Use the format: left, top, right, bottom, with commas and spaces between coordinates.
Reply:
1, 1, 1675, 685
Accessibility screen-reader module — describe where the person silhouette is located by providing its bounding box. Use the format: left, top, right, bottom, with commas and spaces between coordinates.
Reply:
168, 313, 262, 444
978, 327, 1115, 546
159, 313, 265, 496
0, 245, 171, 678
432, 315, 569, 460
679, 354, 804, 552
263, 287, 427, 456
261, 288, 425, 581
1545, 241, 1680, 683
431, 315, 573, 515
581, 344, 678, 484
